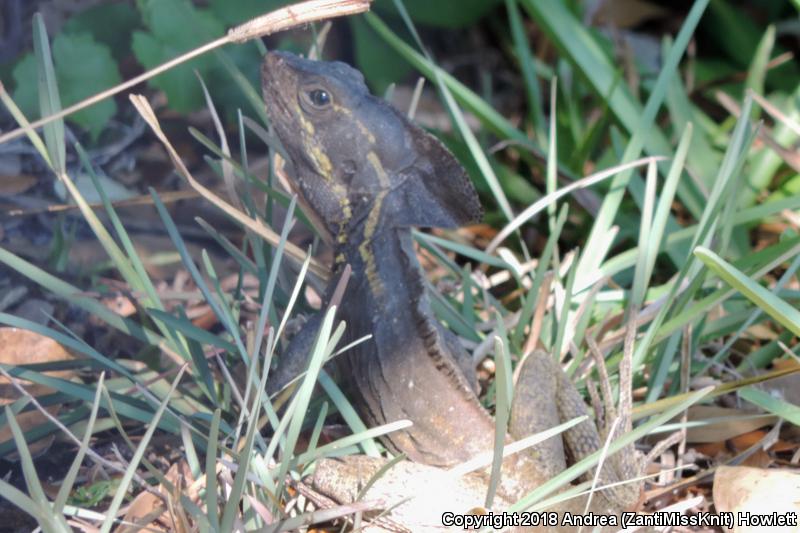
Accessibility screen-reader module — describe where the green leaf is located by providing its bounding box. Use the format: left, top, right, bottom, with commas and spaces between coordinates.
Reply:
10, 55, 38, 127
62, 3, 141, 59
53, 34, 118, 137
12, 32, 121, 140
705, 0, 798, 92
132, 0, 224, 112
705, 0, 766, 68
32, 13, 65, 172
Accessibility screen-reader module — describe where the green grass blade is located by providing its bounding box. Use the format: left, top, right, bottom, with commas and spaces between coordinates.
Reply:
631, 95, 757, 369
295, 419, 413, 465
0, 478, 61, 531
656, 235, 800, 345
220, 332, 273, 532
32, 13, 65, 174
744, 25, 775, 119
642, 123, 693, 290
5, 407, 49, 507
146, 309, 237, 353
0, 85, 50, 166
553, 255, 578, 358
701, 253, 800, 374
694, 247, 800, 337
317, 370, 381, 457
0, 314, 136, 379
390, 0, 515, 222
363, 13, 538, 157
512, 204, 568, 349
739, 386, 800, 426
253, 195, 297, 362
54, 373, 106, 512
74, 143, 188, 358
505, 0, 545, 145
275, 307, 339, 495
99, 366, 188, 533
486, 335, 512, 508
631, 161, 657, 308
150, 189, 250, 364
205, 408, 221, 529
561, 0, 709, 284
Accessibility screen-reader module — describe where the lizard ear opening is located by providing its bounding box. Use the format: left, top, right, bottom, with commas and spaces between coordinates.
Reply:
391, 129, 483, 229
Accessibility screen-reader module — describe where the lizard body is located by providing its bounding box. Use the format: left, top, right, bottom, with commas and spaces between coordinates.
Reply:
262, 51, 641, 530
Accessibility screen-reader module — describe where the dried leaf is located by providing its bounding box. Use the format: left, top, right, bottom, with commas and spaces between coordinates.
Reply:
117, 461, 196, 533
0, 327, 76, 458
683, 406, 777, 443
714, 465, 800, 533
0, 174, 37, 197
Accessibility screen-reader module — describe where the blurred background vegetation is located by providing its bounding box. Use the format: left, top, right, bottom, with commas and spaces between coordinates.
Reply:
2, 0, 799, 232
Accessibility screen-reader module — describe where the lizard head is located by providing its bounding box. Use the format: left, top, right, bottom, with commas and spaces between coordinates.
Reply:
262, 50, 482, 235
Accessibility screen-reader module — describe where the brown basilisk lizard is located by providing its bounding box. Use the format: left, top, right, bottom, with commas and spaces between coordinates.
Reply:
262, 50, 642, 531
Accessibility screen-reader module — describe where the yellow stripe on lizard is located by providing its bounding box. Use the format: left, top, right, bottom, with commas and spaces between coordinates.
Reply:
358, 189, 388, 297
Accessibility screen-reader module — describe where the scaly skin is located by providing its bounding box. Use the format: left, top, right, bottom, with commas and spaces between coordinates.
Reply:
262, 51, 641, 530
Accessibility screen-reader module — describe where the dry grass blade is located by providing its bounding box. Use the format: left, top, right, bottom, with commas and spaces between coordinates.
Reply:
129, 94, 330, 281
748, 89, 800, 137
716, 90, 800, 172
633, 364, 800, 420
448, 416, 587, 478
522, 272, 552, 356
227, 0, 371, 42
6, 190, 200, 217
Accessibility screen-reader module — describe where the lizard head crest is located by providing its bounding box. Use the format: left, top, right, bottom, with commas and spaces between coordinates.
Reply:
262, 51, 482, 234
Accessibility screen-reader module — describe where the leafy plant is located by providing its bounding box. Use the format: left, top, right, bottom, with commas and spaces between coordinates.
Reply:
12, 31, 120, 140
132, 0, 225, 113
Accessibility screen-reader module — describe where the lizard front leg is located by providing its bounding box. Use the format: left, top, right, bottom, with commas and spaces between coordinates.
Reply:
266, 312, 325, 398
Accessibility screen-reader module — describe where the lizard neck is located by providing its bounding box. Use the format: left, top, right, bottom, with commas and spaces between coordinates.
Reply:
333, 218, 499, 465
333, 200, 419, 316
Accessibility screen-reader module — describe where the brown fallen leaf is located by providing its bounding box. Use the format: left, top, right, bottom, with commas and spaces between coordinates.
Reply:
682, 405, 777, 444
67, 234, 231, 281
760, 359, 800, 406
0, 327, 76, 458
739, 447, 774, 469
591, 0, 669, 28
117, 460, 196, 533
694, 440, 727, 457
0, 174, 37, 197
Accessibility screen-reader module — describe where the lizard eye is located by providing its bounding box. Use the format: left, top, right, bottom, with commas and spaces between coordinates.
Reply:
309, 89, 330, 107
300, 84, 333, 112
